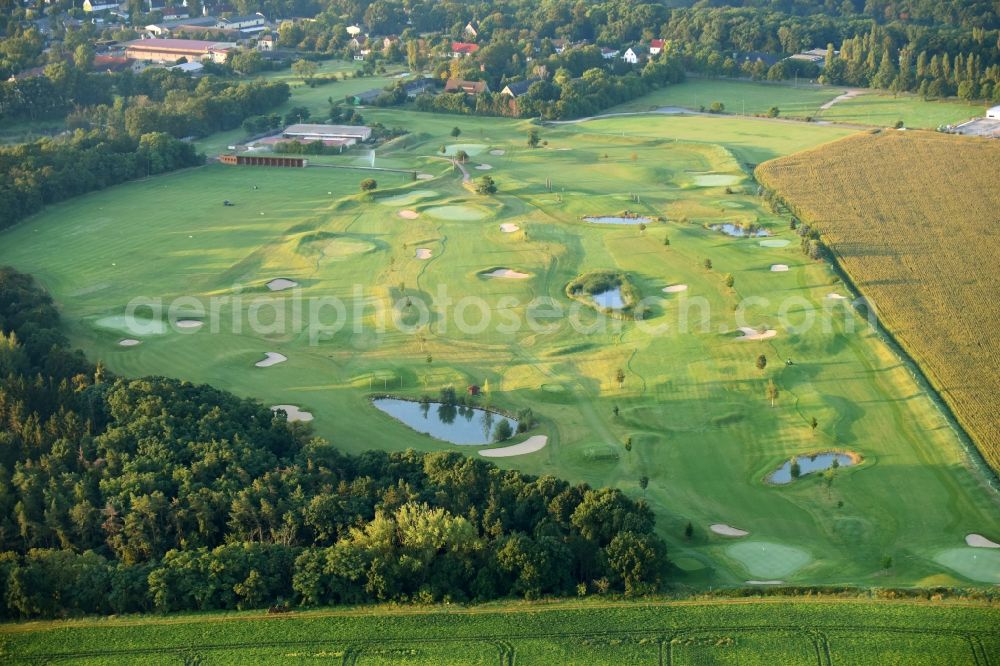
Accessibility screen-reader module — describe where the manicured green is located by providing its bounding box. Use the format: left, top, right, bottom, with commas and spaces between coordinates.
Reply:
2, 598, 997, 664
2, 106, 998, 590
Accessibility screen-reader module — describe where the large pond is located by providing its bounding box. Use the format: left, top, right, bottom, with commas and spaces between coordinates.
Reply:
372, 398, 518, 445
767, 452, 856, 484
584, 216, 654, 225
592, 287, 625, 310
711, 223, 770, 238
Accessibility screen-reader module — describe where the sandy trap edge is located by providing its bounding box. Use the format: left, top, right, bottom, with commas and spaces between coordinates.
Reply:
710, 523, 749, 537
966, 533, 1000, 548
479, 435, 548, 458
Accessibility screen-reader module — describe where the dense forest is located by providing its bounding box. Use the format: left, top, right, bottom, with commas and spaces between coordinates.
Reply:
0, 268, 667, 618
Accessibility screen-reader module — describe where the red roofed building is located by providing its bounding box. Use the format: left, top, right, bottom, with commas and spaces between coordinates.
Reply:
450, 41, 479, 58
93, 55, 139, 73
649, 39, 665, 55
125, 38, 235, 63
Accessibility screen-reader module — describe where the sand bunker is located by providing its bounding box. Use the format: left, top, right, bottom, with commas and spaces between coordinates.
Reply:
711, 523, 749, 537
966, 534, 1000, 548
500, 223, 519, 233
415, 248, 432, 260
479, 435, 548, 458
271, 404, 314, 422
826, 293, 848, 300
483, 269, 530, 279
489, 149, 505, 156
255, 352, 287, 368
770, 264, 789, 272
737, 326, 777, 341
692, 173, 741, 187
175, 320, 203, 329
475, 163, 493, 170
746, 580, 785, 585
267, 278, 298, 291
398, 209, 419, 219
416, 173, 434, 180
118, 339, 141, 347
759, 239, 790, 248
662, 284, 688, 293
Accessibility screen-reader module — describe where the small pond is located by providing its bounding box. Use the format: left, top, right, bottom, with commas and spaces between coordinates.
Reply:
592, 287, 625, 310
711, 223, 770, 238
372, 398, 518, 445
767, 452, 856, 484
584, 216, 654, 225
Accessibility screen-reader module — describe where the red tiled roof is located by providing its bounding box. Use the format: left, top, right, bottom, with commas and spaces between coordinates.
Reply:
650, 39, 665, 48
451, 42, 479, 54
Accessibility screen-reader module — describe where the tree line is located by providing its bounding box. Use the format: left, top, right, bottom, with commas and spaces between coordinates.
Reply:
0, 268, 668, 618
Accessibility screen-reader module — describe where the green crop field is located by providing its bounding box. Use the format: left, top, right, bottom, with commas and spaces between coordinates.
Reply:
812, 91, 984, 128
2, 105, 999, 590
2, 597, 997, 664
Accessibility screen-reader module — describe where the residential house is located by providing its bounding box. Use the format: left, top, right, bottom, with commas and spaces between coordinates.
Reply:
92, 55, 139, 73
444, 78, 489, 94
450, 42, 479, 58
463, 21, 478, 39
500, 79, 536, 98
736, 51, 779, 68
622, 46, 647, 64
600, 47, 619, 60
649, 39, 664, 56
83, 0, 120, 12
551, 38, 568, 54
257, 35, 275, 51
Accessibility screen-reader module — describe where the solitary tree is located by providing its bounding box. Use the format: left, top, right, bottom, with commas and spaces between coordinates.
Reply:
455, 149, 469, 163
450, 126, 461, 138
810, 416, 819, 433
709, 101, 725, 113
527, 128, 540, 148
663, 234, 670, 246
724, 273, 735, 289
476, 175, 497, 195
493, 419, 514, 442
639, 476, 649, 491
360, 178, 377, 192
292, 58, 318, 83
790, 457, 801, 478
638, 223, 646, 233
756, 354, 767, 371
624, 437, 632, 453
767, 106, 780, 118
766, 378, 779, 407
615, 368, 625, 388
703, 258, 713, 270
684, 521, 694, 539
612, 405, 620, 417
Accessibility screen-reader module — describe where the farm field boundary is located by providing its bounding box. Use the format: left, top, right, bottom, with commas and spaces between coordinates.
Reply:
3, 597, 998, 664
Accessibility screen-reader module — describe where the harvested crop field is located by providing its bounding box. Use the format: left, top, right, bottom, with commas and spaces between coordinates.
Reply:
757, 130, 1000, 473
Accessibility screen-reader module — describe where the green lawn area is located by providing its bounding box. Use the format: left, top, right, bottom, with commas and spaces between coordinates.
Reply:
813, 91, 986, 128
606, 78, 989, 130
606, 77, 844, 118
2, 597, 997, 664
2, 109, 999, 590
